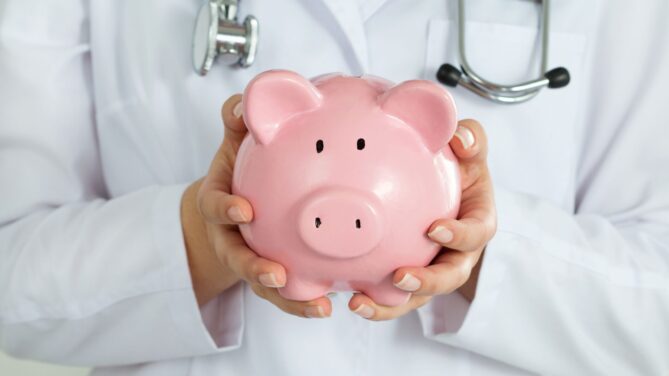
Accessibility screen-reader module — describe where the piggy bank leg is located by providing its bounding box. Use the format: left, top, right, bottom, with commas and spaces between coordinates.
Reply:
358, 278, 411, 307
278, 276, 331, 302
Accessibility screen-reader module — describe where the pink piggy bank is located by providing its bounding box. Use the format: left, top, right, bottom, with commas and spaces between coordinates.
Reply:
232, 70, 461, 307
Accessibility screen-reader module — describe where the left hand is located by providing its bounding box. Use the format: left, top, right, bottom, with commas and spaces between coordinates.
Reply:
348, 119, 497, 320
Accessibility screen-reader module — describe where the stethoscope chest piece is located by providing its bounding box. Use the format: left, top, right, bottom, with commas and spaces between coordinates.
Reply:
192, 0, 258, 76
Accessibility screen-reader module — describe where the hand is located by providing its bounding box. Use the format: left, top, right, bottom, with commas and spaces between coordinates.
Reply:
181, 95, 332, 318
348, 119, 496, 320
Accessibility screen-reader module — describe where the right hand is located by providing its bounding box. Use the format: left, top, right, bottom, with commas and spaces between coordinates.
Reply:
181, 94, 332, 318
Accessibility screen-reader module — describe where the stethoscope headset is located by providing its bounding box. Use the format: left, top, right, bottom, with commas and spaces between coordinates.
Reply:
192, 0, 570, 104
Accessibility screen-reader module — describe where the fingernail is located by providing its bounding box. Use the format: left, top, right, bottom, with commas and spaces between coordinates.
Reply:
428, 225, 454, 244
232, 102, 243, 119
305, 305, 325, 318
394, 273, 421, 292
259, 273, 284, 288
227, 206, 247, 223
454, 125, 475, 149
353, 304, 375, 319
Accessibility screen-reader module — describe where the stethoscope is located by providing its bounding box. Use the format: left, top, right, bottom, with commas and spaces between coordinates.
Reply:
192, 0, 570, 104
192, 0, 258, 75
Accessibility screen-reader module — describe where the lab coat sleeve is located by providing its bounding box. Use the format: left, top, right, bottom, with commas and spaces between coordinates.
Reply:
0, 1, 244, 366
417, 2, 669, 374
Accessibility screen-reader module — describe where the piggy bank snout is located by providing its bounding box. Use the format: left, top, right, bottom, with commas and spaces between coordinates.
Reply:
297, 189, 384, 259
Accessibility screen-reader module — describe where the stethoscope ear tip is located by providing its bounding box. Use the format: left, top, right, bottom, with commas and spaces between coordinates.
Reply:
436, 64, 462, 87
545, 67, 570, 89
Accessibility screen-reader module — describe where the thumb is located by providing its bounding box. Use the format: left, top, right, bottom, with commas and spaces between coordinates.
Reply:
221, 94, 249, 150
199, 94, 248, 197
449, 119, 488, 163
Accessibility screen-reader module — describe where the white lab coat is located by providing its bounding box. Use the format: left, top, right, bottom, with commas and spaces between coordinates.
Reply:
1, 0, 668, 374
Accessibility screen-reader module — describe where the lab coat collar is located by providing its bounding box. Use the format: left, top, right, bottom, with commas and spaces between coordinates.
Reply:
357, 0, 389, 21
316, 0, 374, 73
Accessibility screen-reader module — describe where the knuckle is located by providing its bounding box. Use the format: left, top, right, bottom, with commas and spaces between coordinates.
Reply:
247, 260, 261, 278
368, 311, 387, 321
195, 190, 206, 212
222, 95, 240, 115
481, 218, 497, 243
422, 274, 439, 294
460, 118, 481, 130
483, 227, 495, 243
457, 264, 473, 286
197, 195, 213, 221
464, 119, 486, 138
488, 217, 498, 238
242, 266, 258, 283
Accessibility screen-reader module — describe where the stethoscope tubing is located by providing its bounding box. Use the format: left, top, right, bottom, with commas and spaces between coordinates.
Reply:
438, 0, 570, 104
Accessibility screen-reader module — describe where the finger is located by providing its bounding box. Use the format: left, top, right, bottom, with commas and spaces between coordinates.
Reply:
202, 94, 248, 190
348, 293, 432, 321
428, 171, 496, 252
393, 250, 482, 296
219, 241, 287, 289
221, 94, 248, 147
197, 187, 254, 225
450, 119, 488, 162
198, 95, 255, 225
427, 215, 495, 252
251, 284, 332, 318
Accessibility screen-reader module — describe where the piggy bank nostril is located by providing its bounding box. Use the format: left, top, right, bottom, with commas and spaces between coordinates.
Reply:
297, 189, 386, 259
357, 138, 365, 150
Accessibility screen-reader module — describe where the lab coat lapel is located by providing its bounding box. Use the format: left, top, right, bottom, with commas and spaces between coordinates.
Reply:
316, 0, 370, 73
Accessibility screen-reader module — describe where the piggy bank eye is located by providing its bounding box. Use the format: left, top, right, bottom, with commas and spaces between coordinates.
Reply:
357, 138, 365, 150
316, 139, 324, 153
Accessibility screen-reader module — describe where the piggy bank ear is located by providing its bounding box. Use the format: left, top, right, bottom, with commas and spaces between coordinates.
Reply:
379, 80, 457, 153
243, 70, 323, 145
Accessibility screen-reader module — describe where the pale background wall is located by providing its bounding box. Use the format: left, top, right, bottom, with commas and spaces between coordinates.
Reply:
0, 352, 89, 376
